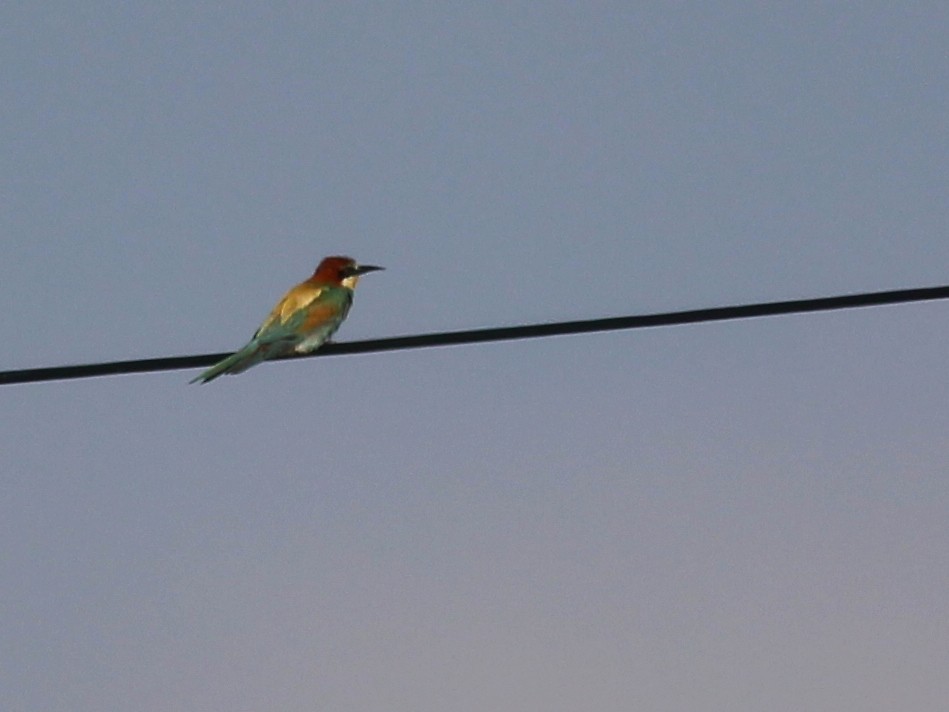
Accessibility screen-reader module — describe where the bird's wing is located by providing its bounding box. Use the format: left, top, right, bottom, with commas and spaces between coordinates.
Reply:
293, 288, 354, 353
252, 283, 326, 343
299, 299, 348, 333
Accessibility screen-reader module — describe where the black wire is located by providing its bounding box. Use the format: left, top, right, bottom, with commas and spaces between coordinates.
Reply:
2, 284, 948, 386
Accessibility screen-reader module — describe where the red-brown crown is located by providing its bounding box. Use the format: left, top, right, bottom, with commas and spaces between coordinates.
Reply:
311, 256, 357, 282
309, 256, 384, 284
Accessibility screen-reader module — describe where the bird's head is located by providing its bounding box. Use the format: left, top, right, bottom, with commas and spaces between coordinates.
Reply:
312, 256, 384, 288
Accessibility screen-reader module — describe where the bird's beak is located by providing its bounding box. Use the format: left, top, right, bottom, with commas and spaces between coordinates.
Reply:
354, 264, 384, 275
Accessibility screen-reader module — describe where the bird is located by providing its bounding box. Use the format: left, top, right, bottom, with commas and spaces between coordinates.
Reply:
190, 256, 383, 384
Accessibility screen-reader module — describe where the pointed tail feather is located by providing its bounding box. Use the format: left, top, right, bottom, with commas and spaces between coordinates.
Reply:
189, 342, 265, 384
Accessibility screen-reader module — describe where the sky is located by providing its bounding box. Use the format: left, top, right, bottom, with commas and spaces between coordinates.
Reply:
2, 3, 948, 710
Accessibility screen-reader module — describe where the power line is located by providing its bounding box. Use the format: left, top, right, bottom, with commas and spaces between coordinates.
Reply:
2, 284, 948, 386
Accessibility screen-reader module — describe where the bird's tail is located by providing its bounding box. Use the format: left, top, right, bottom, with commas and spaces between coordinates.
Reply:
189, 341, 265, 384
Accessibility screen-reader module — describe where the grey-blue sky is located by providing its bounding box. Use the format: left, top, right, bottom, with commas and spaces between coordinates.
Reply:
2, 3, 948, 710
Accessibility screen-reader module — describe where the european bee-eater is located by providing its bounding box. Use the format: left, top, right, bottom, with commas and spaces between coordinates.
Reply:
190, 256, 383, 384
